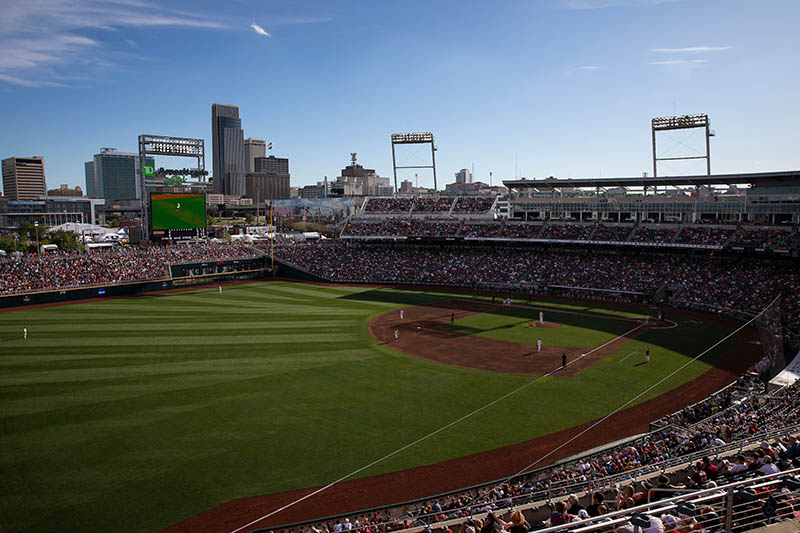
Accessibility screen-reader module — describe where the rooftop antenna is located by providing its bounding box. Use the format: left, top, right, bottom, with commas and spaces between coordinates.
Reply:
415, 173, 418, 188
350, 152, 357, 166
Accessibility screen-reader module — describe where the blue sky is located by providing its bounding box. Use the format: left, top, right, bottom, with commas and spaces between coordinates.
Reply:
1, 0, 799, 190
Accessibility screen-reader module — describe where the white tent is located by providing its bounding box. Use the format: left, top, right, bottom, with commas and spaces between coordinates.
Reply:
50, 222, 116, 236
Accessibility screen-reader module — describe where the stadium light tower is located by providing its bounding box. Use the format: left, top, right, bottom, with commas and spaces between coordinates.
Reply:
651, 114, 714, 178
391, 133, 437, 193
137, 134, 206, 240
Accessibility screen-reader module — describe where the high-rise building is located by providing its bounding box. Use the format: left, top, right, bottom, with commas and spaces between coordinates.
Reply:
211, 104, 245, 197
2, 157, 47, 200
244, 138, 266, 173
246, 155, 290, 203
84, 148, 153, 204
455, 168, 473, 184
254, 155, 289, 174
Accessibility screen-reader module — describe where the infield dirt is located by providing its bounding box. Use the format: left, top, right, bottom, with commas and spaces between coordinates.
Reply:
368, 300, 668, 376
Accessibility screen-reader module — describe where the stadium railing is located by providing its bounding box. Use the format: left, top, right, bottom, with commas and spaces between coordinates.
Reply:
398, 425, 800, 530
423, 468, 800, 533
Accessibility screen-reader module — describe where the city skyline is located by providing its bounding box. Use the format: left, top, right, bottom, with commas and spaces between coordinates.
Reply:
1, 0, 799, 191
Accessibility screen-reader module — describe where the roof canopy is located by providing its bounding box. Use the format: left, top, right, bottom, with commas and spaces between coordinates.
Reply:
504, 170, 800, 190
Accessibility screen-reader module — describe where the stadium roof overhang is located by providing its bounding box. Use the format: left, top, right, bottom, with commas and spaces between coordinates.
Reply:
503, 170, 800, 191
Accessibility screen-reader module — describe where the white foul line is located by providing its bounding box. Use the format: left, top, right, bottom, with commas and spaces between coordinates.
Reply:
577, 320, 648, 359
619, 351, 643, 364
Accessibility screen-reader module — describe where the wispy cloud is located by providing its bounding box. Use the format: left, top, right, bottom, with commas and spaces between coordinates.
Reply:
0, 73, 70, 88
650, 46, 731, 53
565, 0, 685, 9
250, 23, 272, 37
577, 65, 603, 70
648, 59, 707, 65
0, 0, 229, 87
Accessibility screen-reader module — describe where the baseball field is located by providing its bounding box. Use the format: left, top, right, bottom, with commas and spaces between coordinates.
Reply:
0, 281, 759, 533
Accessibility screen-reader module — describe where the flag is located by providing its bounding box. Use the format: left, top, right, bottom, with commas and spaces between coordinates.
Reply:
268, 142, 272, 150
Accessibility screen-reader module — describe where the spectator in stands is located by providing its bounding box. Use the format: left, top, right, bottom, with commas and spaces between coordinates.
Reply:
760, 456, 780, 475
479, 512, 506, 533
776, 451, 792, 471
566, 494, 583, 515
506, 510, 529, 533
728, 455, 748, 475
548, 501, 573, 526
700, 456, 719, 481
660, 514, 679, 533
585, 491, 605, 517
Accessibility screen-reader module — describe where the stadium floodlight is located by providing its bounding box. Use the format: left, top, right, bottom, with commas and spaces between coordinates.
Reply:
651, 113, 713, 178
390, 132, 438, 192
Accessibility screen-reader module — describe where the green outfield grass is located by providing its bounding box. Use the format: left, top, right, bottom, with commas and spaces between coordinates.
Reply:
0, 282, 737, 532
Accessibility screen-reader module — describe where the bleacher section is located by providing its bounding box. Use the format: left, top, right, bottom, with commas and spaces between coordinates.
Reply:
340, 218, 800, 252
272, 243, 800, 330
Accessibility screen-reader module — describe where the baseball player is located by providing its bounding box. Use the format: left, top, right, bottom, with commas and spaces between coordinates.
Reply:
562, 353, 567, 370
218, 285, 222, 295
394, 329, 399, 342
400, 309, 404, 320
537, 338, 542, 352
645, 347, 651, 363
23, 327, 27, 340
539, 311, 544, 324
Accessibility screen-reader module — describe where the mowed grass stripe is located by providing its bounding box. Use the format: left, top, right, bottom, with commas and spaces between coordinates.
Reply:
0, 281, 736, 533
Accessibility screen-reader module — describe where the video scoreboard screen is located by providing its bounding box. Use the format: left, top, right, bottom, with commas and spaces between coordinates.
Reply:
150, 193, 206, 240
150, 193, 206, 230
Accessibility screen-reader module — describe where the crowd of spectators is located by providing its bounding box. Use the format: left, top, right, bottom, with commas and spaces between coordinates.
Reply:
0, 243, 260, 295
381, 219, 418, 237
364, 198, 414, 213
729, 227, 798, 250
504, 224, 544, 239
668, 258, 797, 318
675, 226, 735, 246
413, 198, 454, 213
650, 374, 763, 429
463, 224, 505, 238
629, 225, 678, 244
453, 197, 495, 213
276, 243, 800, 318
339, 221, 799, 253
342, 222, 385, 236
416, 222, 460, 237
539, 223, 595, 241
592, 224, 633, 242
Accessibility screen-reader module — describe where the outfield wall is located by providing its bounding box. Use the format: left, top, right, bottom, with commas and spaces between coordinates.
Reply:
0, 257, 272, 309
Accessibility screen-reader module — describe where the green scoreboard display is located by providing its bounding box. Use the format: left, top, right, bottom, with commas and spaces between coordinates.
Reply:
150, 193, 206, 238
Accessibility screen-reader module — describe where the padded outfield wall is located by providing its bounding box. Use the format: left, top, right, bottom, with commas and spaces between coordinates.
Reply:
0, 257, 271, 308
